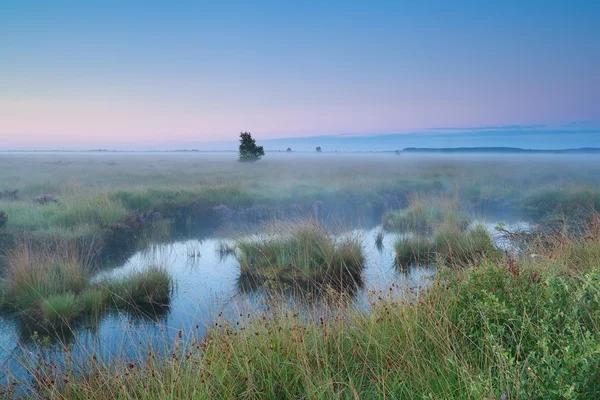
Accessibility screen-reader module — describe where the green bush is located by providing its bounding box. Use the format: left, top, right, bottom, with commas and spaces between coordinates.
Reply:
78, 287, 107, 314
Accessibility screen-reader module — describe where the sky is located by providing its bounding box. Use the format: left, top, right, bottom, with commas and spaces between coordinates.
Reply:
1, 0, 599, 150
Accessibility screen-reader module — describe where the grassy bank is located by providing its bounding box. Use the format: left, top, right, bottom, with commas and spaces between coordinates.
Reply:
30, 218, 600, 399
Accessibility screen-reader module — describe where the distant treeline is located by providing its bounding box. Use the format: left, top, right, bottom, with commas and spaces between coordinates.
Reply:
402, 147, 600, 154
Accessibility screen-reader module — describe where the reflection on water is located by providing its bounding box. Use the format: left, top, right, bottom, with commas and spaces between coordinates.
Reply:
0, 222, 523, 386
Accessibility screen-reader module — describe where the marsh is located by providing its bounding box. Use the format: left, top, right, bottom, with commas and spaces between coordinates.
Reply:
0, 152, 599, 397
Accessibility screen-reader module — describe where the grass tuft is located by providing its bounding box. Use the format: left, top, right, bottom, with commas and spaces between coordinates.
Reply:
4, 241, 90, 312
395, 225, 496, 268
40, 293, 79, 326
103, 266, 173, 308
236, 221, 364, 287
383, 194, 470, 233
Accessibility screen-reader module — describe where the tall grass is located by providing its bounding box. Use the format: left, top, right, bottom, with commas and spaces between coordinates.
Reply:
2, 154, 600, 247
236, 221, 364, 287
103, 266, 173, 309
1, 240, 174, 329
395, 225, 497, 268
383, 194, 471, 233
3, 241, 91, 314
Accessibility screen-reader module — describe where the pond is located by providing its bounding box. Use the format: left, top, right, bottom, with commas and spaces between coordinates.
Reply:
0, 220, 527, 389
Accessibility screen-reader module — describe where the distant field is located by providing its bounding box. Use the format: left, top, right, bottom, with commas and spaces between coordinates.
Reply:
1, 152, 599, 244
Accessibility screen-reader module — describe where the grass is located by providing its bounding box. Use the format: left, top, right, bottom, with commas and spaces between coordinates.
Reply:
382, 194, 471, 233
103, 266, 174, 309
1, 154, 600, 397
216, 240, 236, 257
236, 221, 364, 287
1, 240, 174, 329
1, 153, 599, 250
40, 293, 80, 326
522, 188, 600, 221
77, 287, 107, 315
395, 224, 497, 268
374, 230, 384, 249
3, 241, 91, 313
34, 220, 600, 399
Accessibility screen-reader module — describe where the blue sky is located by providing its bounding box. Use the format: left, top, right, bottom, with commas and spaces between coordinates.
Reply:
0, 1, 599, 149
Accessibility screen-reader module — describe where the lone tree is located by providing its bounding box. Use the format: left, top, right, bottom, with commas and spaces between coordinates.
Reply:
316, 146, 322, 153
238, 132, 264, 162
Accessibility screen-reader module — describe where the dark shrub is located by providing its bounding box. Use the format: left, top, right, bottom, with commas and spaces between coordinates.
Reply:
238, 132, 264, 162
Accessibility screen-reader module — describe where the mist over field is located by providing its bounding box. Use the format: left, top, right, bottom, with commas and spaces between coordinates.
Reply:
2, 0, 600, 398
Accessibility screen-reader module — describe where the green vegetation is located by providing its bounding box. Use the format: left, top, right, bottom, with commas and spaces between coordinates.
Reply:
394, 225, 496, 268
36, 221, 600, 399
238, 132, 265, 162
3, 242, 90, 314
40, 293, 80, 326
216, 240, 236, 257
0, 154, 599, 254
103, 266, 173, 309
383, 194, 470, 233
0, 241, 173, 329
1, 154, 600, 398
236, 221, 364, 287
522, 188, 600, 220
0, 210, 7, 228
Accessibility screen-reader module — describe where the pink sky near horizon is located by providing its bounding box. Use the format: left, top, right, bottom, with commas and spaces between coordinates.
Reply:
1, 2, 598, 149
2, 83, 595, 148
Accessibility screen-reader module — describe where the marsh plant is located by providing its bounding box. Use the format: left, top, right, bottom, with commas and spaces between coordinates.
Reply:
102, 266, 173, 309
395, 224, 496, 268
1, 240, 174, 329
383, 194, 470, 234
236, 220, 364, 288
374, 230, 384, 249
216, 240, 236, 258
0, 189, 18, 200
